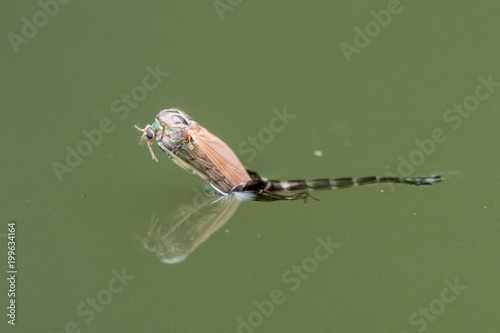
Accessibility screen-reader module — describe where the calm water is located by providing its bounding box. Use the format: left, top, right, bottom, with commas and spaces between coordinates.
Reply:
1, 1, 500, 332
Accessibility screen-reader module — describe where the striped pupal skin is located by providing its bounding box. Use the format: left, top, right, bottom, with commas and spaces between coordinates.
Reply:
233, 174, 442, 202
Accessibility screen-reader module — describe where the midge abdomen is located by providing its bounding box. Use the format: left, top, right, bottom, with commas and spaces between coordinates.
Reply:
234, 174, 442, 201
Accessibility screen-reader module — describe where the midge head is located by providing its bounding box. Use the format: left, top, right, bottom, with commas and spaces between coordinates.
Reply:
135, 123, 156, 142
135, 123, 159, 162
136, 124, 155, 140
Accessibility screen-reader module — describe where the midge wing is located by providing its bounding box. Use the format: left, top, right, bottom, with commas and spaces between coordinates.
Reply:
190, 125, 251, 192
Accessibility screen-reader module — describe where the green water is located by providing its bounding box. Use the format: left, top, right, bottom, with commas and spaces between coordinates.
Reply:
1, 1, 500, 332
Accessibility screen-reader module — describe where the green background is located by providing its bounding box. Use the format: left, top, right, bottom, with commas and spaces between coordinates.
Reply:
1, 1, 499, 332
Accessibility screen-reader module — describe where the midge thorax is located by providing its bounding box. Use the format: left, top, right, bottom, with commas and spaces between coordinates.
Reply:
135, 108, 441, 202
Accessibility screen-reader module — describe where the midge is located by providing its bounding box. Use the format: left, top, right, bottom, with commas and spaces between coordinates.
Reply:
135, 108, 441, 263
135, 108, 441, 202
